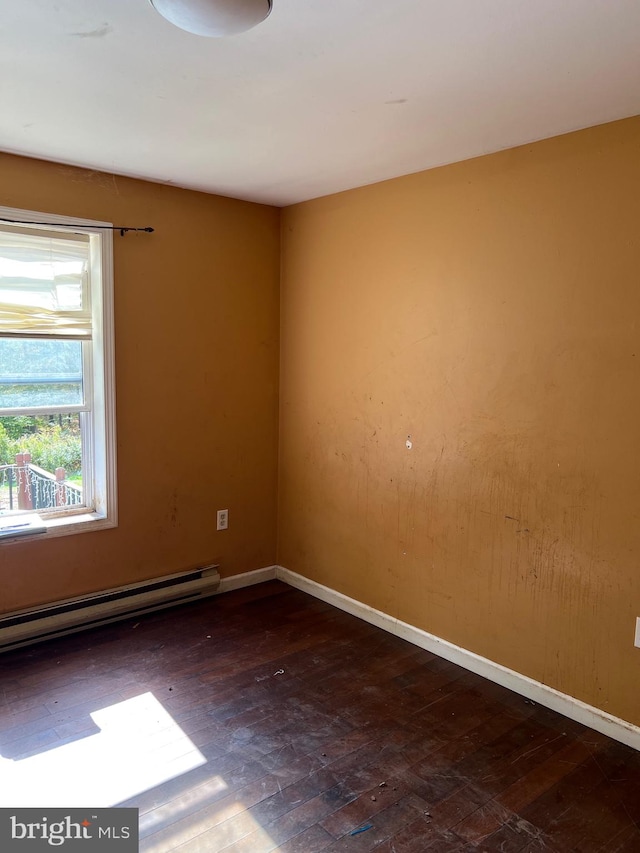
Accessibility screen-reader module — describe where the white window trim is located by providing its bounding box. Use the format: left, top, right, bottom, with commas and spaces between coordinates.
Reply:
0, 205, 117, 541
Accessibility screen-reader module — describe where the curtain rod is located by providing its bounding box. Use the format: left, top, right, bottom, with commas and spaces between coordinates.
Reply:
0, 217, 154, 237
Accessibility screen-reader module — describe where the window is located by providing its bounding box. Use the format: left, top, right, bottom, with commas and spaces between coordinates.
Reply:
0, 206, 116, 539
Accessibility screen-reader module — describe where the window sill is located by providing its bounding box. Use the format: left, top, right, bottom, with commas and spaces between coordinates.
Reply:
0, 512, 116, 543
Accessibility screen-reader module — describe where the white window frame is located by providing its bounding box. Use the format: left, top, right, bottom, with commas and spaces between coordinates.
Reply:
0, 205, 117, 540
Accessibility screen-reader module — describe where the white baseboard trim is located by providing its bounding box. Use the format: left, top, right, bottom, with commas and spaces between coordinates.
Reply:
217, 565, 276, 594
276, 565, 640, 753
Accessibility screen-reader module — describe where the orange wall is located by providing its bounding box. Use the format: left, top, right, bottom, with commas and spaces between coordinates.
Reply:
279, 116, 640, 726
0, 152, 280, 612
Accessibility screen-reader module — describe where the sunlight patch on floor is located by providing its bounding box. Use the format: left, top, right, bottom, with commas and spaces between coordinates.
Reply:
140, 801, 277, 853
138, 774, 230, 836
0, 692, 207, 808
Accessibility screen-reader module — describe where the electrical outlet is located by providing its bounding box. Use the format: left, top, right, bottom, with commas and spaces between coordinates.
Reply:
635, 617, 640, 648
216, 509, 229, 531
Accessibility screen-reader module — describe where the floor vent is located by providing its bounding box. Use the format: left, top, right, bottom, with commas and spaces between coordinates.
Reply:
0, 565, 220, 653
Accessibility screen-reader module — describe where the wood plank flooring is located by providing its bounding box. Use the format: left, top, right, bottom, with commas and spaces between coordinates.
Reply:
1, 580, 639, 851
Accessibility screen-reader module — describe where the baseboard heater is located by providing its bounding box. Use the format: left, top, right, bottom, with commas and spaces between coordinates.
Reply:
0, 565, 220, 653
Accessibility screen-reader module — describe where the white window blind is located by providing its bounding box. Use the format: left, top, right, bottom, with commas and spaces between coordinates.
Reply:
0, 226, 92, 338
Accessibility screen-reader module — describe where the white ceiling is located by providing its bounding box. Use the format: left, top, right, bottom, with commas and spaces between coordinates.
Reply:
2, 0, 640, 207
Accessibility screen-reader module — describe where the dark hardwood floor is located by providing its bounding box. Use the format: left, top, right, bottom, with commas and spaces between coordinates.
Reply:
1, 580, 639, 851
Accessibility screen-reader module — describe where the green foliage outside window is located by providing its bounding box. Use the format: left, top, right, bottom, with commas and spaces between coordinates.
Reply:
0, 416, 82, 477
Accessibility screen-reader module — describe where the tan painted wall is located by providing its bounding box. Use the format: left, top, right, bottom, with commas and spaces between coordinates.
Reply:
279, 116, 640, 726
0, 152, 280, 613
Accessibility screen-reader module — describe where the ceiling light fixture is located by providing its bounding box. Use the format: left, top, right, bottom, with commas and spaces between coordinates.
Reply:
149, 0, 272, 37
